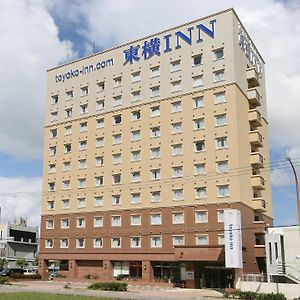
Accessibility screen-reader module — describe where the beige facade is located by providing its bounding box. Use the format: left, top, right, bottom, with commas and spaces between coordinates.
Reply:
39, 8, 272, 288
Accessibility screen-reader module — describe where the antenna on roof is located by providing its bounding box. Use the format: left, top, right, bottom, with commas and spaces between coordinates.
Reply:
92, 42, 96, 54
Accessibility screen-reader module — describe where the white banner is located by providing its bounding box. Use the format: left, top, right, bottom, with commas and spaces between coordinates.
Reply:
224, 209, 243, 268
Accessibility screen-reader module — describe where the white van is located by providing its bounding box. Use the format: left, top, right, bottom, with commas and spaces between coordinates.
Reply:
23, 268, 37, 276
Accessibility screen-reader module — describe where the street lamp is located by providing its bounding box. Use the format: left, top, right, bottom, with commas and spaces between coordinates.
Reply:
285, 157, 300, 237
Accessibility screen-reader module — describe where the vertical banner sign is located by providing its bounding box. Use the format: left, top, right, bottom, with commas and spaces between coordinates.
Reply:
224, 209, 243, 268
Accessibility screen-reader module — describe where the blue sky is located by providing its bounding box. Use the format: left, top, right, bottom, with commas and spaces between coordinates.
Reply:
0, 0, 299, 226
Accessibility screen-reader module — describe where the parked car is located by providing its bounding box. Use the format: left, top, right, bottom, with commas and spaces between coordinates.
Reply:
23, 268, 38, 276
0, 268, 24, 276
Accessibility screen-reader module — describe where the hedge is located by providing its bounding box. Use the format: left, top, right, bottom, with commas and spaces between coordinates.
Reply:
88, 282, 128, 291
9, 273, 41, 280
0, 276, 9, 284
224, 290, 286, 300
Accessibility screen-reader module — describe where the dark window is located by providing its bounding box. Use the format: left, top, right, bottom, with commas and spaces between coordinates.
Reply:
193, 55, 202, 66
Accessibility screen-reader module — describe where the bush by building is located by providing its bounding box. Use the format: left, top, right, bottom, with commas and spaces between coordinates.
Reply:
224, 290, 286, 300
88, 281, 128, 291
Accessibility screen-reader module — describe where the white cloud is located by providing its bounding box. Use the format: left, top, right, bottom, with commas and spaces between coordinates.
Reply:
0, 0, 75, 159
271, 168, 295, 186
0, 176, 42, 227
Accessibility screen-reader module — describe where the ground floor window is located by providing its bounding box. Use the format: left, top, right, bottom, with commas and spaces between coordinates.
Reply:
112, 261, 142, 279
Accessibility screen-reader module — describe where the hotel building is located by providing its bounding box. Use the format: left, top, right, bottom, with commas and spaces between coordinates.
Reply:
39, 8, 272, 288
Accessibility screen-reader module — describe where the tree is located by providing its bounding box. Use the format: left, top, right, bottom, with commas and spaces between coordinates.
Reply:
15, 258, 28, 269
32, 256, 39, 267
0, 258, 8, 269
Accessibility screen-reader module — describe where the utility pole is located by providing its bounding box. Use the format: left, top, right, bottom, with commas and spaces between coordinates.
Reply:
286, 157, 300, 237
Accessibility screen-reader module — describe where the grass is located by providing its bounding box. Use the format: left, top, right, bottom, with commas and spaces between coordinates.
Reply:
0, 292, 121, 300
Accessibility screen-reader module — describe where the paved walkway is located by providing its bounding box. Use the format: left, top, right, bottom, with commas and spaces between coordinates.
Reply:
0, 280, 224, 300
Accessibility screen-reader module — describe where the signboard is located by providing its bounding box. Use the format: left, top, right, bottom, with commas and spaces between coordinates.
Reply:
224, 209, 243, 268
185, 271, 195, 280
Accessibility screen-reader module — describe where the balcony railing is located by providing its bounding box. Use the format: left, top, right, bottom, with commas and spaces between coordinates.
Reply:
246, 67, 260, 88
251, 175, 265, 190
248, 109, 262, 127
249, 130, 263, 147
247, 88, 261, 107
253, 197, 266, 212
250, 152, 264, 168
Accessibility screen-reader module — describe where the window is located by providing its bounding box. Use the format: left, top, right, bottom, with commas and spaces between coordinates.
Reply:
172, 212, 184, 224
112, 153, 122, 164
132, 171, 141, 182
151, 236, 162, 248
151, 66, 160, 77
62, 199, 70, 209
76, 238, 85, 248
79, 140, 87, 150
217, 210, 224, 222
80, 104, 88, 114
48, 164, 56, 173
113, 114, 122, 124
132, 90, 141, 102
77, 198, 86, 208
66, 90, 73, 100
64, 125, 72, 135
131, 214, 141, 225
113, 95, 122, 106
214, 70, 225, 82
96, 118, 104, 128
95, 176, 104, 187
171, 81, 181, 92
62, 180, 70, 190
171, 122, 182, 134
194, 118, 205, 130
195, 140, 205, 152
172, 166, 183, 178
61, 218, 69, 228
195, 211, 208, 223
131, 130, 141, 141
52, 95, 58, 104
151, 191, 161, 203
48, 182, 55, 192
196, 235, 209, 246
173, 189, 184, 201
217, 160, 229, 173
81, 86, 88, 96
64, 143, 71, 153
150, 127, 160, 138
171, 60, 181, 72
214, 92, 226, 104
50, 128, 57, 138
111, 216, 121, 227
79, 159, 86, 169
46, 219, 54, 229
131, 110, 141, 121
151, 169, 161, 180
112, 194, 121, 205
218, 185, 229, 197
47, 201, 54, 210
63, 161, 71, 172
96, 156, 104, 166
132, 71, 141, 83
193, 54, 202, 66
195, 163, 206, 175
65, 108, 72, 118
150, 106, 160, 117
171, 101, 182, 113
214, 48, 224, 60
193, 75, 203, 87
96, 100, 105, 110
195, 187, 207, 199
112, 174, 121, 185
94, 238, 103, 248
45, 239, 53, 248
95, 196, 103, 207
78, 178, 86, 189
96, 137, 104, 148
173, 236, 184, 246
113, 77, 122, 88
60, 239, 69, 248
49, 146, 56, 156
131, 150, 141, 161
150, 213, 161, 225
172, 144, 183, 156
97, 81, 105, 92
151, 147, 161, 159
215, 114, 227, 126
113, 133, 122, 145
51, 111, 58, 121
80, 122, 87, 132
151, 86, 160, 97
111, 237, 121, 248
131, 236, 141, 248
193, 96, 204, 108
77, 217, 85, 228
131, 193, 141, 204
216, 136, 228, 149
218, 234, 225, 245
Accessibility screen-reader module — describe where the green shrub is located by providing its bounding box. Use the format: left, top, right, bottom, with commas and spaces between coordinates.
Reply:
9, 273, 41, 280
224, 291, 286, 300
84, 274, 98, 280
0, 276, 8, 284
88, 281, 128, 291
57, 273, 66, 278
